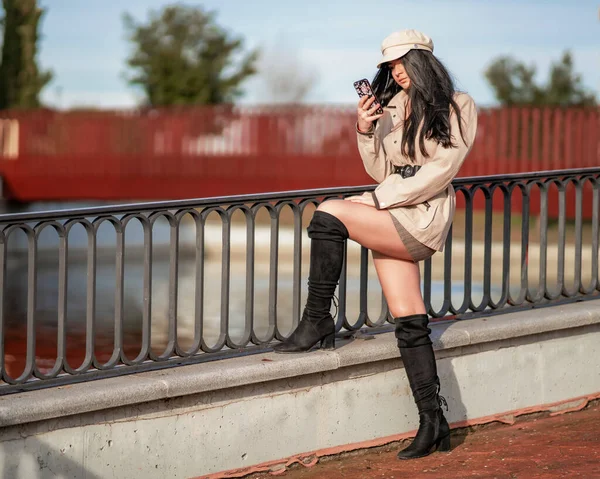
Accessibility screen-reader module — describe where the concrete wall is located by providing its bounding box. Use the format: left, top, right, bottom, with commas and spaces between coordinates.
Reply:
1, 301, 600, 479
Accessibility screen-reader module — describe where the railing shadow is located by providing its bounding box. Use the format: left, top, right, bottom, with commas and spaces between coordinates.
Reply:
440, 357, 469, 448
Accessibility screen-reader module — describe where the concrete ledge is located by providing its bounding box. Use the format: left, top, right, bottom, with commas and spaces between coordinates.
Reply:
1, 300, 599, 429
1, 301, 600, 478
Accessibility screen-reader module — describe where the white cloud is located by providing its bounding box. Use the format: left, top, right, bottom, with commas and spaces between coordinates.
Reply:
41, 90, 141, 110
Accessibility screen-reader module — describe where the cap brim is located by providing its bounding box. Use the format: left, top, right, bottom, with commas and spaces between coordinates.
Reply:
376, 46, 411, 69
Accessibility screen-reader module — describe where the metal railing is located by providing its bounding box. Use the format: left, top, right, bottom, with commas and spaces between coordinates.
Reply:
1, 167, 599, 394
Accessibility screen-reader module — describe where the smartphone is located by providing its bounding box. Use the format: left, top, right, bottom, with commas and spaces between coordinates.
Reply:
353, 78, 383, 114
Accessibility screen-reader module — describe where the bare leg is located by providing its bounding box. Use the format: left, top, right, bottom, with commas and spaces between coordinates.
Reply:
318, 200, 448, 459
371, 251, 426, 317
317, 200, 414, 260
317, 199, 428, 312
273, 199, 425, 353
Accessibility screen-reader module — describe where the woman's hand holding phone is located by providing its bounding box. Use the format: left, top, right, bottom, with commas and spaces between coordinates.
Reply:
357, 95, 384, 133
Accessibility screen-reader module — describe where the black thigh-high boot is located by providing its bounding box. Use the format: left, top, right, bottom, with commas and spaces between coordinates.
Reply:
395, 314, 450, 459
273, 210, 349, 353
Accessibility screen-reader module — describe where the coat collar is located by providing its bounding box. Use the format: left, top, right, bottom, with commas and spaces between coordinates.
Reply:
383, 90, 408, 131
386, 89, 408, 110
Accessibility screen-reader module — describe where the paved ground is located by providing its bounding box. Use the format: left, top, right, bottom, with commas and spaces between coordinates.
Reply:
248, 402, 600, 479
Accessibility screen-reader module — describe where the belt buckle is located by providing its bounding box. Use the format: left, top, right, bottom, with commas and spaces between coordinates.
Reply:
394, 164, 416, 178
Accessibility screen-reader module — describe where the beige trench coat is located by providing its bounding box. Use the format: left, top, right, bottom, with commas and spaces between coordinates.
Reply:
356, 90, 478, 251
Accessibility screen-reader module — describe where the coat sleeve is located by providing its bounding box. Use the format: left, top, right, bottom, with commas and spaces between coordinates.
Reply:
356, 122, 393, 184
372, 94, 478, 209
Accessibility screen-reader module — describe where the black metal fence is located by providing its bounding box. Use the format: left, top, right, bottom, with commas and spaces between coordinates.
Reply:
1, 168, 599, 394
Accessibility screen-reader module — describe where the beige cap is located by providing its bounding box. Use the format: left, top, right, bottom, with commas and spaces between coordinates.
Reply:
377, 29, 434, 68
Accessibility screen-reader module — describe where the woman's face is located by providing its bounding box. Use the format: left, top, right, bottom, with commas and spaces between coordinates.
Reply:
388, 58, 411, 90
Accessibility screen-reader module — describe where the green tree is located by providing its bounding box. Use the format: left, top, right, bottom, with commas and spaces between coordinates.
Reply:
485, 51, 596, 107
0, 0, 53, 109
123, 4, 258, 107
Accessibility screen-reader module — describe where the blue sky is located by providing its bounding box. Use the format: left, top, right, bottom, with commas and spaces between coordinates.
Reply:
38, 0, 599, 109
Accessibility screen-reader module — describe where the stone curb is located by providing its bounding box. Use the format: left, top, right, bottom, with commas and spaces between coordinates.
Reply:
1, 300, 599, 428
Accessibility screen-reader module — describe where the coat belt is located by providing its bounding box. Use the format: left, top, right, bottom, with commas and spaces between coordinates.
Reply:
393, 164, 421, 178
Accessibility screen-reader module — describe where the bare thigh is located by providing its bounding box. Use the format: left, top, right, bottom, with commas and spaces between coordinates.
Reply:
372, 251, 426, 317
317, 200, 412, 260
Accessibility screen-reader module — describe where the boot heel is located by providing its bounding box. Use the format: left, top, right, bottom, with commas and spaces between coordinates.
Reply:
320, 333, 335, 350
436, 434, 451, 452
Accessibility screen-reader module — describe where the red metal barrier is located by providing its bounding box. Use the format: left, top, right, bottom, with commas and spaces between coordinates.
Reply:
0, 105, 597, 209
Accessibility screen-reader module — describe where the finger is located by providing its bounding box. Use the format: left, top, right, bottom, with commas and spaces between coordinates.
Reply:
367, 102, 381, 115
364, 95, 375, 107
359, 109, 371, 122
364, 112, 384, 121
358, 96, 369, 108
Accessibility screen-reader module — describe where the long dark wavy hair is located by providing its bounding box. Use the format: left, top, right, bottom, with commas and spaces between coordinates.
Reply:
371, 49, 467, 162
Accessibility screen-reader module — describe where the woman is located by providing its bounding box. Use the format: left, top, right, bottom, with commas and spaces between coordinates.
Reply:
273, 29, 478, 460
